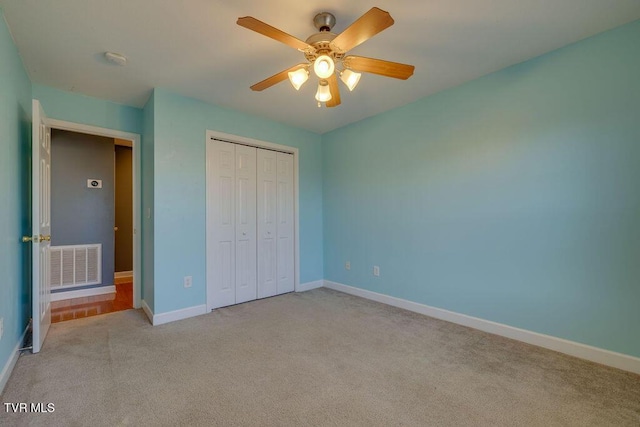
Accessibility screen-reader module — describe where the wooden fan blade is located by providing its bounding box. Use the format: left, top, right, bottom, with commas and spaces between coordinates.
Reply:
326, 74, 341, 108
343, 56, 415, 80
237, 17, 312, 51
250, 63, 308, 91
330, 7, 394, 53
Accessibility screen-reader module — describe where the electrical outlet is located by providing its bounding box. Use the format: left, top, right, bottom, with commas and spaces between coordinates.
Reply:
345, 261, 351, 270
0, 317, 3, 341
183, 276, 192, 288
373, 266, 380, 277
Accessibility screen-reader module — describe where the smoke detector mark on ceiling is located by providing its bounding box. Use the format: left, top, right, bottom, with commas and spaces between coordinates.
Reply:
104, 51, 127, 66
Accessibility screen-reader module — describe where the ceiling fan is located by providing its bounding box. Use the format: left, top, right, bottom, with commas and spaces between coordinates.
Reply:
237, 7, 415, 108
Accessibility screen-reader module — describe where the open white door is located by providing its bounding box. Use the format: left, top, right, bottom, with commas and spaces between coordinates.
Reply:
30, 99, 52, 353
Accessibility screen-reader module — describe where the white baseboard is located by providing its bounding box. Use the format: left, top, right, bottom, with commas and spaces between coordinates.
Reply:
323, 280, 640, 375
0, 325, 28, 396
51, 285, 116, 302
151, 304, 208, 326
114, 271, 133, 278
141, 300, 153, 324
297, 280, 324, 292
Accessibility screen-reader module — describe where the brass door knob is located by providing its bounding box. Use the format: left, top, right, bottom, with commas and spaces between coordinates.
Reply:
39, 235, 51, 242
22, 236, 34, 243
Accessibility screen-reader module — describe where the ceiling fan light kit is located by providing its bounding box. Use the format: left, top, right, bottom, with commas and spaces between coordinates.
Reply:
313, 54, 335, 79
340, 69, 361, 91
288, 67, 309, 90
315, 80, 332, 103
237, 7, 414, 108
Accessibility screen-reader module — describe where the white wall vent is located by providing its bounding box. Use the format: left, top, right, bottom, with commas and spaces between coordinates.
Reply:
50, 244, 101, 289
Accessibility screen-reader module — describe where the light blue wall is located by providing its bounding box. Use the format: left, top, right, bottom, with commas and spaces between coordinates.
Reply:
322, 21, 640, 358
32, 84, 143, 135
0, 10, 32, 383
142, 93, 155, 311
152, 89, 323, 314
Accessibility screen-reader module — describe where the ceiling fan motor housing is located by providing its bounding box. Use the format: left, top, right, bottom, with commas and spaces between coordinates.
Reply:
305, 12, 341, 64
304, 31, 343, 63
313, 12, 336, 32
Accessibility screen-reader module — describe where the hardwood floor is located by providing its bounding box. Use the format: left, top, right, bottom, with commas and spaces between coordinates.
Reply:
51, 282, 133, 323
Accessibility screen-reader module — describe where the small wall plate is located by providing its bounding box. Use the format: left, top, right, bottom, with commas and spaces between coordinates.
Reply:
87, 179, 103, 188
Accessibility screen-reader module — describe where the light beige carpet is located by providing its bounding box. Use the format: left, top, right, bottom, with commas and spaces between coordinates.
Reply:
1, 288, 639, 426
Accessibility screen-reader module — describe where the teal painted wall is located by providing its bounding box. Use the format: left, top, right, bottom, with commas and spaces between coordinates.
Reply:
152, 89, 323, 314
322, 21, 640, 358
32, 84, 143, 134
0, 10, 32, 383
142, 93, 155, 311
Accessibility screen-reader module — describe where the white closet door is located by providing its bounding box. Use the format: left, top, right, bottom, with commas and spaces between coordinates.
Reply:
257, 149, 278, 298
276, 152, 295, 294
235, 145, 257, 304
207, 141, 236, 309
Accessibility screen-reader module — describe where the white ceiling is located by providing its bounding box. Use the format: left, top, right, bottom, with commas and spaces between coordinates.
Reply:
1, 1, 639, 134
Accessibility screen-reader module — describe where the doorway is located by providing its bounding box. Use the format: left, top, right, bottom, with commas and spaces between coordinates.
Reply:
45, 120, 141, 323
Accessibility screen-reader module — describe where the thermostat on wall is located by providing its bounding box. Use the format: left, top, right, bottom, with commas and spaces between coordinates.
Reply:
87, 179, 102, 188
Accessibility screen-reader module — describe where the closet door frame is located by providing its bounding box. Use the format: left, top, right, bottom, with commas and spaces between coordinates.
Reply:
205, 130, 300, 312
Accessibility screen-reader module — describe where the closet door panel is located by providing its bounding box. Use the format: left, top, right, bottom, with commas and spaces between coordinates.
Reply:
257, 149, 278, 298
235, 145, 257, 304
207, 141, 236, 309
276, 152, 295, 294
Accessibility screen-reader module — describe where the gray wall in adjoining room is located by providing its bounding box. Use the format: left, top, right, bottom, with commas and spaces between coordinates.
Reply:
51, 129, 114, 288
